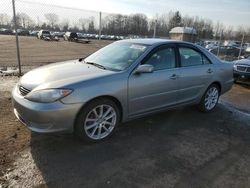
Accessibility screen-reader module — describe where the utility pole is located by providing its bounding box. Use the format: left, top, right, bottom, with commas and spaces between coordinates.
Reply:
12, 0, 22, 76
153, 19, 157, 38
99, 12, 102, 41
238, 32, 245, 59
217, 30, 223, 57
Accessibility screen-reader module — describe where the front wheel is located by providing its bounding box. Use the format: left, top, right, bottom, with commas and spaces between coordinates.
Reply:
75, 98, 120, 142
198, 84, 220, 112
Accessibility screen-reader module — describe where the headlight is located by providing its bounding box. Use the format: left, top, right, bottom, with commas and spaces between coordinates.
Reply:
25, 89, 72, 103
233, 64, 237, 70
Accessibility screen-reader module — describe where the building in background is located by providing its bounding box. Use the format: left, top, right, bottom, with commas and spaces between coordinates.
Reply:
169, 27, 197, 42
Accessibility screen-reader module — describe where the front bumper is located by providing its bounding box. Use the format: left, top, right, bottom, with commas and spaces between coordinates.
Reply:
12, 85, 83, 133
234, 71, 250, 79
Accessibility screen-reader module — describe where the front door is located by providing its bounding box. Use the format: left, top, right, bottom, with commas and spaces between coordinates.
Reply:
128, 45, 180, 116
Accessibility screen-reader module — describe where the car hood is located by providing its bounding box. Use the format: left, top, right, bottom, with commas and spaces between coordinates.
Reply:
19, 60, 115, 90
234, 59, 250, 66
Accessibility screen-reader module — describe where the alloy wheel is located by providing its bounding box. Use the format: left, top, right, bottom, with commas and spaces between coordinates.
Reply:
204, 87, 219, 110
84, 105, 117, 140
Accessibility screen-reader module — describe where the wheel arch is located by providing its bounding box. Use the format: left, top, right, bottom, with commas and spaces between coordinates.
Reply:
210, 81, 222, 93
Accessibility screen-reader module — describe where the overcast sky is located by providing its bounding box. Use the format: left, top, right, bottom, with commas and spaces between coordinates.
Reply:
1, 0, 250, 29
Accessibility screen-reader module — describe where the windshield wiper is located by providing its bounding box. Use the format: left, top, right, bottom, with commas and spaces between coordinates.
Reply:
84, 61, 106, 70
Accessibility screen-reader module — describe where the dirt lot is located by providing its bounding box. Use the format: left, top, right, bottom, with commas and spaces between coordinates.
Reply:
0, 35, 111, 67
0, 76, 250, 187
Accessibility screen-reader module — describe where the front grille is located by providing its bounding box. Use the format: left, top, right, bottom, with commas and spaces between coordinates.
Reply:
19, 85, 31, 96
236, 65, 250, 73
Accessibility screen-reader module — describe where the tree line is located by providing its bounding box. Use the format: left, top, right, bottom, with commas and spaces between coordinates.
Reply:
0, 11, 249, 41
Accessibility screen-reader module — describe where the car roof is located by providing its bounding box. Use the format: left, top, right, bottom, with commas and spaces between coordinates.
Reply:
118, 38, 194, 46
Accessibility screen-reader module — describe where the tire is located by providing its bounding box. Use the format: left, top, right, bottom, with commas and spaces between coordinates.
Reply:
198, 84, 220, 112
75, 98, 120, 142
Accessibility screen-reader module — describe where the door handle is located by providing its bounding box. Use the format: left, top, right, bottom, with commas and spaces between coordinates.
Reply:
170, 74, 178, 80
207, 68, 213, 74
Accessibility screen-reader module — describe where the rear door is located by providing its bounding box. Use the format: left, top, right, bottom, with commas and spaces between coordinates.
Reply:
177, 45, 214, 103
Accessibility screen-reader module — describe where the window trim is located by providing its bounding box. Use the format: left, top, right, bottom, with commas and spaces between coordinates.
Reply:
141, 44, 178, 71
176, 44, 212, 68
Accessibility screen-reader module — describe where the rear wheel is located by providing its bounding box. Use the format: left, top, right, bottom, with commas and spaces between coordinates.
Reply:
198, 84, 220, 112
75, 98, 120, 142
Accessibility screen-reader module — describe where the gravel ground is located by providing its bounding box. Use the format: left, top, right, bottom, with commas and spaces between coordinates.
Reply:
0, 75, 250, 188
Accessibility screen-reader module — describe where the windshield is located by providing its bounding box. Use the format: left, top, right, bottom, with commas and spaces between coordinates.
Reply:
70, 33, 78, 37
43, 31, 50, 34
84, 42, 148, 71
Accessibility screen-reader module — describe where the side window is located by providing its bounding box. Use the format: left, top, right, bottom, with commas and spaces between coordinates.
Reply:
202, 55, 211, 65
179, 47, 210, 67
144, 47, 176, 71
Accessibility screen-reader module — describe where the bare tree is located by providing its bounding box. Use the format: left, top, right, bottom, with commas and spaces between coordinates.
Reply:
78, 18, 87, 32
60, 19, 70, 31
214, 21, 225, 40
0, 13, 10, 27
17, 13, 34, 29
44, 13, 59, 29
87, 17, 95, 33
234, 26, 246, 41
223, 26, 234, 40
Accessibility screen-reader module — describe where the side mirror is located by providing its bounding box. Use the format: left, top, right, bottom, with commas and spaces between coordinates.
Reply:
135, 64, 154, 74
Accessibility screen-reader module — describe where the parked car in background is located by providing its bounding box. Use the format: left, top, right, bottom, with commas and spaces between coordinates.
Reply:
37, 30, 59, 41
63, 32, 78, 41
210, 46, 243, 57
245, 47, 250, 56
29, 30, 39, 37
0, 28, 12, 35
77, 33, 89, 39
244, 43, 250, 50
205, 43, 218, 50
204, 40, 218, 48
37, 30, 51, 39
63, 32, 90, 43
14, 29, 30, 36
51, 31, 65, 38
88, 34, 96, 39
223, 40, 241, 47
233, 55, 250, 82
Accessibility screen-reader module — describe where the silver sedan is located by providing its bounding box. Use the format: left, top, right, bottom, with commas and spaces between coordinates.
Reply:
12, 39, 234, 142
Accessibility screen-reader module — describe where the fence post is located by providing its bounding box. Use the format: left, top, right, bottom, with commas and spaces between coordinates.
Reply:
99, 12, 102, 40
12, 0, 21, 76
238, 33, 245, 60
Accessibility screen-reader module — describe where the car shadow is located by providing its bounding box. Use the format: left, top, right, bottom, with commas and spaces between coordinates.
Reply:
235, 81, 250, 89
30, 104, 245, 188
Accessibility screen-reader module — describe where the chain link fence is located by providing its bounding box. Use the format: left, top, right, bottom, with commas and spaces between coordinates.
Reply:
0, 0, 249, 75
